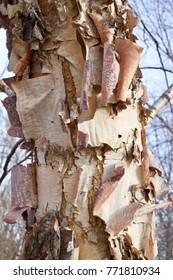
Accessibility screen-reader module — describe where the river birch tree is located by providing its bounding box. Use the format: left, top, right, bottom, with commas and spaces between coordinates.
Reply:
1, 0, 172, 260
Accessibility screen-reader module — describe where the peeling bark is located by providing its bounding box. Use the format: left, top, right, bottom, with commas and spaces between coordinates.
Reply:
2, 0, 172, 260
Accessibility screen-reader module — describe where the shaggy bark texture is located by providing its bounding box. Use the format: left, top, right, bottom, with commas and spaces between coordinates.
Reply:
1, 0, 171, 260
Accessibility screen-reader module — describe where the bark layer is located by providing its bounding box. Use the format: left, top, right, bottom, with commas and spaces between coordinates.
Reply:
1, 0, 170, 260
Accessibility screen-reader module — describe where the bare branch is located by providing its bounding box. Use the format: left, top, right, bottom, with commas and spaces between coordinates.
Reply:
7, 152, 33, 174
141, 67, 173, 74
135, 8, 169, 86
155, 114, 173, 135
128, 3, 173, 60
148, 83, 173, 122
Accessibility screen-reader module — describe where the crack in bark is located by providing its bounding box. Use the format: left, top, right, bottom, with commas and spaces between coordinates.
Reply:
62, 59, 78, 148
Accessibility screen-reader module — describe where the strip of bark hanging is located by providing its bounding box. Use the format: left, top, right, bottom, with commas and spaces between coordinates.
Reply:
8, 36, 32, 76
101, 42, 120, 106
88, 9, 114, 45
126, 10, 141, 30
135, 197, 173, 217
4, 164, 37, 224
106, 201, 142, 237
114, 38, 143, 102
2, 94, 24, 138
94, 165, 124, 211
80, 60, 90, 111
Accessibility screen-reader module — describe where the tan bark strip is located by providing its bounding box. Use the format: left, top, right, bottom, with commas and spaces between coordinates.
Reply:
114, 39, 143, 102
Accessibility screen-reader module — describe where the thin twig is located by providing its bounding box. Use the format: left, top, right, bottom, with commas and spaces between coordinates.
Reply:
0, 139, 24, 185
140, 67, 173, 74
128, 3, 172, 59
155, 114, 173, 135
156, 44, 169, 88
7, 152, 33, 174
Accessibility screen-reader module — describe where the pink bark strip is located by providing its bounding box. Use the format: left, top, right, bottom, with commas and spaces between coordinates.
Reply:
89, 45, 103, 86
2, 95, 24, 138
11, 164, 37, 208
101, 42, 120, 106
20, 139, 35, 151
4, 164, 37, 224
4, 206, 29, 224
80, 60, 90, 110
94, 166, 124, 211
89, 11, 112, 45
106, 202, 142, 236
76, 130, 88, 153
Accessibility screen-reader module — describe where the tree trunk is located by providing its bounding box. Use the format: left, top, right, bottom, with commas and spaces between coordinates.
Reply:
2, 0, 170, 260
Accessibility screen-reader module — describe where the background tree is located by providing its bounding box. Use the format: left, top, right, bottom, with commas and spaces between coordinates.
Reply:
0, 101, 25, 259
0, 0, 172, 260
129, 0, 173, 260
0, 68, 32, 259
